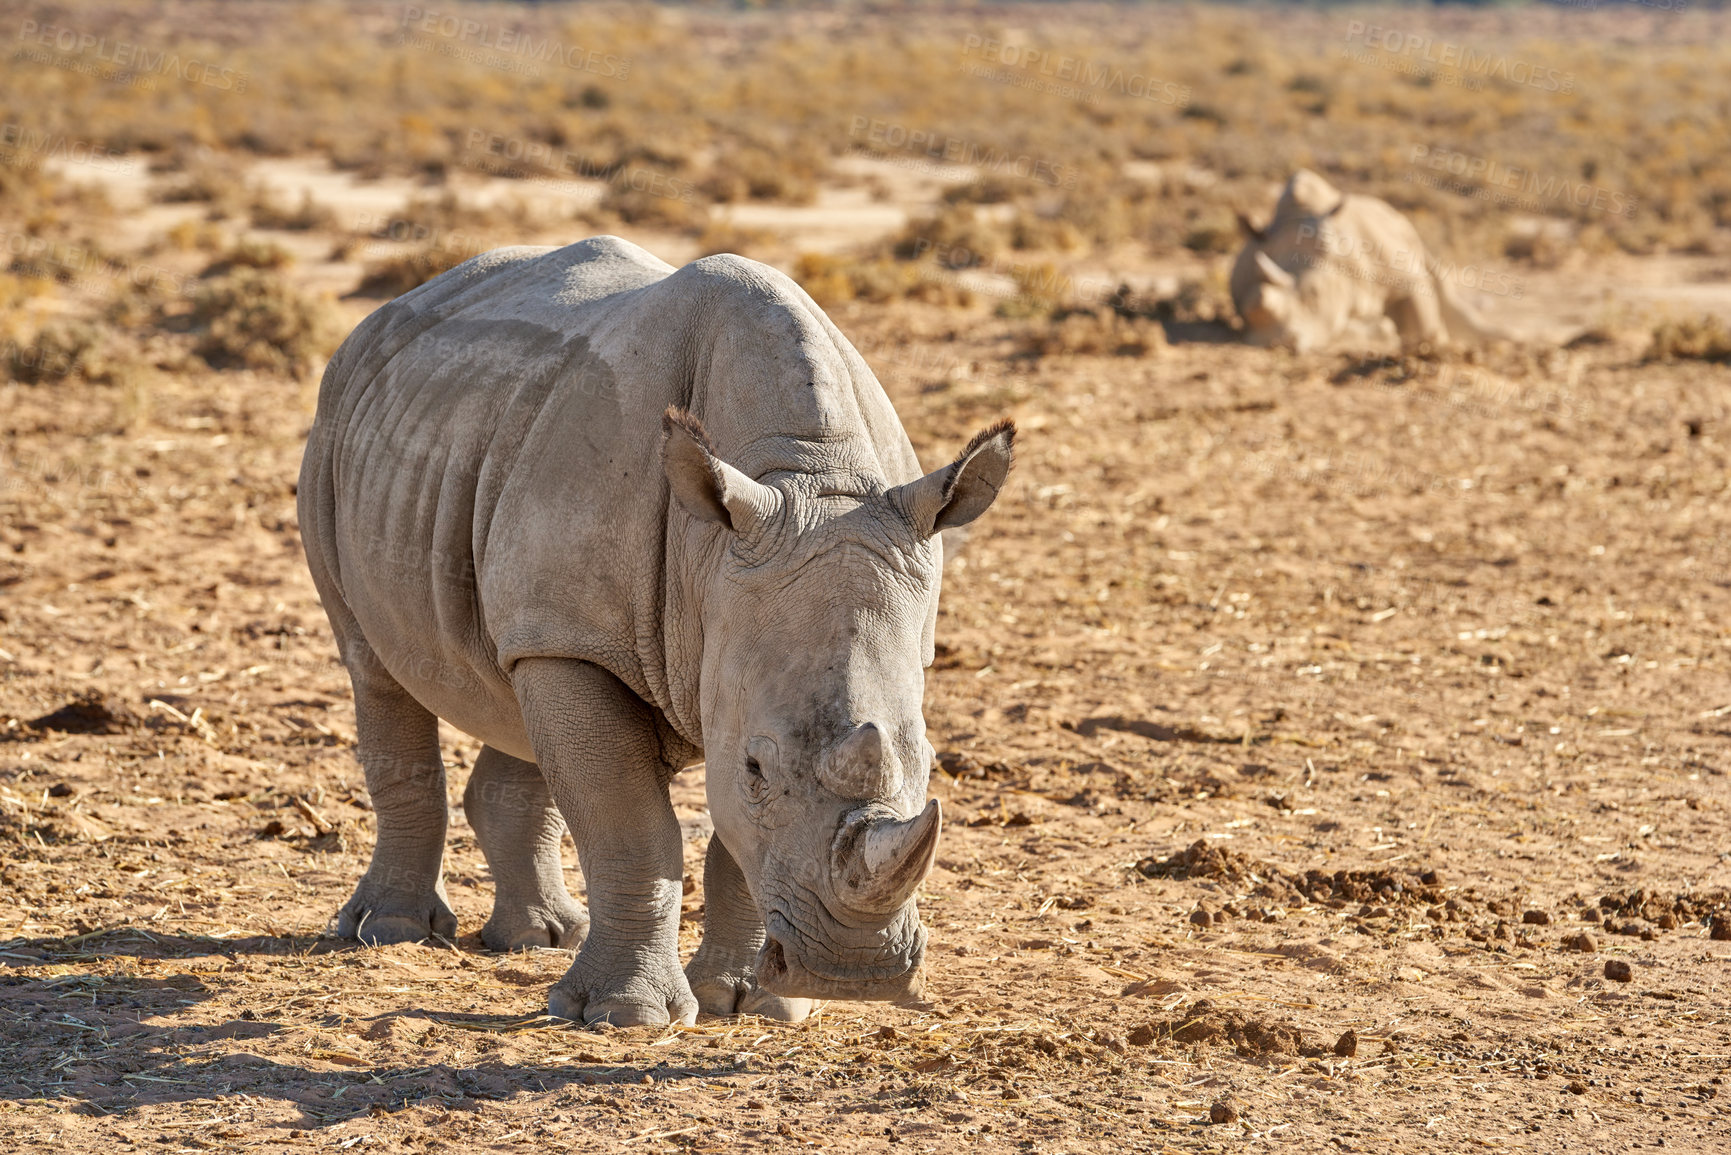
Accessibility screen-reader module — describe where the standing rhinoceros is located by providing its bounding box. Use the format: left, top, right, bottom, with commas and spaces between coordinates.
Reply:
297, 236, 1013, 1027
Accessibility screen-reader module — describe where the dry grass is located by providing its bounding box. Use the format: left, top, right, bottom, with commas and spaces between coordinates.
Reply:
1, 1, 1725, 268
185, 268, 343, 375
1646, 314, 1731, 364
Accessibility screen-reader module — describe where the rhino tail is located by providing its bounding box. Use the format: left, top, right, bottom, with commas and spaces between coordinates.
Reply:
1427, 256, 1524, 345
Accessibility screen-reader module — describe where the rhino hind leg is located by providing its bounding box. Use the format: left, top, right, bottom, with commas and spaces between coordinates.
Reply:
1387, 289, 1448, 351
335, 644, 458, 946
464, 745, 589, 951
685, 835, 813, 1022
513, 657, 699, 1029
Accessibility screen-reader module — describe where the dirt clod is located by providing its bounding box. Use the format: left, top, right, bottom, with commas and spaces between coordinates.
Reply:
1127, 1024, 1158, 1047
1562, 932, 1597, 953
1523, 910, 1551, 925
1712, 920, 1731, 942
1154, 1000, 1322, 1060
26, 692, 138, 734
1605, 960, 1633, 983
1334, 1029, 1358, 1058
1209, 1100, 1239, 1125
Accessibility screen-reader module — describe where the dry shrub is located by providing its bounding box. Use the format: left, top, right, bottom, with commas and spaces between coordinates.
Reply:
3, 322, 126, 385
1017, 308, 1166, 359
894, 205, 1007, 269
793, 253, 970, 308
189, 270, 343, 376
1645, 316, 1731, 365
354, 243, 478, 299
598, 180, 707, 233
203, 237, 294, 275
699, 146, 820, 205
249, 189, 335, 232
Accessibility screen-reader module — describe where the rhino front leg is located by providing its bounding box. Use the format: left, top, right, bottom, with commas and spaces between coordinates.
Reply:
336, 654, 457, 945
464, 746, 589, 951
685, 835, 813, 1022
513, 657, 698, 1029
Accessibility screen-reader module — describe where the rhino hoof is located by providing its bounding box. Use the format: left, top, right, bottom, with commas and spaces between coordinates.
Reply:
481, 907, 588, 953
690, 975, 812, 1022
353, 913, 451, 946
548, 983, 697, 1030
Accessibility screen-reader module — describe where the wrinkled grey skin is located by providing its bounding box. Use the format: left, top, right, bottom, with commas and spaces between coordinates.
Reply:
297, 235, 1014, 1028
1231, 169, 1515, 352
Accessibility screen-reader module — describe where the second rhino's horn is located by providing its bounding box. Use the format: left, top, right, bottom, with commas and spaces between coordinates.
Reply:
830, 799, 943, 917
820, 721, 899, 800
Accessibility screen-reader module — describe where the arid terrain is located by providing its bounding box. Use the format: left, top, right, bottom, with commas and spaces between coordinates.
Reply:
4, 3, 1731, 1153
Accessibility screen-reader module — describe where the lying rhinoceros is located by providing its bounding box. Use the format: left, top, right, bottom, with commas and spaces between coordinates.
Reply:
1232, 169, 1517, 352
298, 236, 1013, 1027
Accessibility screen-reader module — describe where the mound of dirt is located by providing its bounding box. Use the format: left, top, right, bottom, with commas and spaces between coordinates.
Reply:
1138, 839, 1449, 910
1131, 1000, 1326, 1060
1594, 889, 1730, 935
25, 692, 139, 735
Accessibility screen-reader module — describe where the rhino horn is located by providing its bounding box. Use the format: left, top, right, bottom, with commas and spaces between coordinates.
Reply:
1255, 250, 1296, 289
831, 799, 942, 917
821, 722, 899, 799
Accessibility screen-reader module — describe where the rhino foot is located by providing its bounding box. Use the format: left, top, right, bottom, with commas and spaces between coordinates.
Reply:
336, 878, 458, 946
548, 948, 698, 1029
481, 898, 589, 952
687, 966, 813, 1022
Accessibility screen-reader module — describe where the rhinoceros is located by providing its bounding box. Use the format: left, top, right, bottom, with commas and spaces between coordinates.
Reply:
297, 236, 1014, 1027
1231, 169, 1517, 352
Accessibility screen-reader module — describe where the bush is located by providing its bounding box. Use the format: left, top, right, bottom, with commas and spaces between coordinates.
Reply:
189, 269, 343, 376
354, 243, 477, 299
1645, 316, 1731, 364
793, 253, 972, 308
1016, 308, 1167, 359
3, 322, 120, 385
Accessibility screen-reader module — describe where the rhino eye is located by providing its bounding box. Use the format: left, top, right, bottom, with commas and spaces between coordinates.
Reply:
744, 736, 779, 807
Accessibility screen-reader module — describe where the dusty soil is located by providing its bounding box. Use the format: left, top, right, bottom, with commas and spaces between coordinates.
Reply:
4, 166, 1731, 1153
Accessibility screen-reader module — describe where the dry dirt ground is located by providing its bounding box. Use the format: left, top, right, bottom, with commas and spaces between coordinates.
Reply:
5, 190, 1731, 1153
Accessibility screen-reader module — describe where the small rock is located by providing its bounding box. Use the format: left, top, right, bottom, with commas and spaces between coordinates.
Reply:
1567, 1080, 1589, 1095
1127, 1024, 1157, 1047
1420, 869, 1444, 886
1656, 912, 1678, 930
1522, 910, 1551, 926
1561, 932, 1597, 953
1604, 959, 1633, 983
1710, 920, 1731, 942
47, 783, 75, 798
1333, 1029, 1358, 1058
1583, 907, 1602, 923
1209, 1100, 1239, 1125
1189, 906, 1214, 928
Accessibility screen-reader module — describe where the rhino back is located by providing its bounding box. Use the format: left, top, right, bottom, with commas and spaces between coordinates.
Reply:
300, 237, 921, 752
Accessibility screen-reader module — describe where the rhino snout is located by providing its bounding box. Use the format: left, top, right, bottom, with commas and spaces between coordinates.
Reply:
756, 910, 927, 1003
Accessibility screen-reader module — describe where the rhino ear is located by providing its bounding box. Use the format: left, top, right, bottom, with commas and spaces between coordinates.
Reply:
661, 407, 781, 534
892, 418, 1016, 538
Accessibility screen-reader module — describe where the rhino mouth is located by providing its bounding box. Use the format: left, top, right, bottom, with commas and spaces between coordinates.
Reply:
755, 913, 926, 1002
